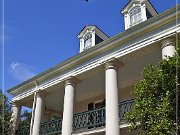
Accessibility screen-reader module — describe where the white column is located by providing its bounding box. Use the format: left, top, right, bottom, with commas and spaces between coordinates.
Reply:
11, 102, 21, 135
105, 59, 122, 135
32, 92, 44, 135
62, 77, 78, 135
161, 38, 176, 59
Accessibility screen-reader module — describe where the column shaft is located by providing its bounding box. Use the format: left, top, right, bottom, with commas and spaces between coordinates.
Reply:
62, 78, 77, 135
11, 103, 21, 135
32, 92, 44, 135
105, 60, 121, 135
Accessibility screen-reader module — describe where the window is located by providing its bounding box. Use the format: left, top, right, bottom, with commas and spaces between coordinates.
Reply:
94, 100, 105, 109
88, 99, 105, 129
130, 6, 142, 26
84, 33, 92, 50
88, 100, 105, 111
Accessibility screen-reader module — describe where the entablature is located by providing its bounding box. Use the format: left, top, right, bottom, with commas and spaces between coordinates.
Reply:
9, 6, 180, 102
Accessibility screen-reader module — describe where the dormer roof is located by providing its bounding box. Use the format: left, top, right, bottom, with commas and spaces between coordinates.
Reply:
121, 0, 158, 15
78, 25, 109, 39
121, 0, 158, 30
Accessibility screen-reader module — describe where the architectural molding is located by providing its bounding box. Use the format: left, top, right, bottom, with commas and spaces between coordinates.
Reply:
161, 37, 175, 48
8, 6, 179, 96
104, 58, 124, 70
64, 76, 81, 87
7, 3, 180, 135
11, 30, 178, 103
10, 7, 180, 104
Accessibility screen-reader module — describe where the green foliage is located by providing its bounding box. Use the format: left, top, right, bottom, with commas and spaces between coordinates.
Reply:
19, 110, 31, 128
125, 52, 180, 135
0, 90, 13, 135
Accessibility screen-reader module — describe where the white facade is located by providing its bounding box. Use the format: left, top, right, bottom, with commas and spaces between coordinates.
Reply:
8, 1, 179, 135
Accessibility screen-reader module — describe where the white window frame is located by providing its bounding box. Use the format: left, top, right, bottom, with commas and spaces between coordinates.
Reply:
83, 32, 92, 50
129, 5, 142, 27
94, 99, 105, 109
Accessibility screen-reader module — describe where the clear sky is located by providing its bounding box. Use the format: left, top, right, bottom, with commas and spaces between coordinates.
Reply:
1, 0, 178, 99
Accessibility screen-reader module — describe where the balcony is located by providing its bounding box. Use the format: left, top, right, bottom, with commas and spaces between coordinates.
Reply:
18, 99, 134, 135
40, 119, 62, 135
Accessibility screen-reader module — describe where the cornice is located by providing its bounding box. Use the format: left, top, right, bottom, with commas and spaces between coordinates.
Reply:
8, 5, 180, 96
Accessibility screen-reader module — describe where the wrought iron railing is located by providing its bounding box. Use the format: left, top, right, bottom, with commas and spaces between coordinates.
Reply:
18, 99, 134, 134
40, 119, 62, 135
18, 126, 30, 135
74, 99, 134, 129
74, 107, 105, 129
119, 99, 134, 123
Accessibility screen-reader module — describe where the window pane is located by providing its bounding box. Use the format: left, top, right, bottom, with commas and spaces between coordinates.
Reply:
84, 33, 92, 50
130, 6, 142, 26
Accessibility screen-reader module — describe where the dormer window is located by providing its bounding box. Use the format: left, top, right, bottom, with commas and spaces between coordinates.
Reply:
121, 0, 158, 30
84, 32, 92, 50
129, 6, 142, 26
78, 26, 109, 53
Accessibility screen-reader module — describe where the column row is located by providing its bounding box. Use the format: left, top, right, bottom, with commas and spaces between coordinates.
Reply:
12, 37, 176, 135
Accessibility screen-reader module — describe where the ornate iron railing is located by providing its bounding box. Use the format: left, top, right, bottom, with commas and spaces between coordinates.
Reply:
18, 99, 134, 134
40, 119, 62, 135
74, 99, 134, 129
18, 126, 30, 135
74, 107, 105, 129
119, 99, 134, 123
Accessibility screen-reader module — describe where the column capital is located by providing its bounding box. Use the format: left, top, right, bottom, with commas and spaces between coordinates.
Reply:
36, 91, 48, 98
161, 37, 175, 49
36, 92, 45, 98
104, 58, 123, 70
64, 76, 81, 87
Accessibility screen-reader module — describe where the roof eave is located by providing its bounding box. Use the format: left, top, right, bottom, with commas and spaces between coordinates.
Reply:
8, 5, 179, 95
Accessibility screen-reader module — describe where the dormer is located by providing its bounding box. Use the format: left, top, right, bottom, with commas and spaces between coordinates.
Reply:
78, 26, 109, 53
121, 0, 158, 30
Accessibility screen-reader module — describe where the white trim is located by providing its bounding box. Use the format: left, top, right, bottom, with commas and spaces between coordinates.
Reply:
11, 24, 180, 102
72, 124, 131, 135
10, 11, 179, 96
141, 3, 147, 21
72, 127, 105, 135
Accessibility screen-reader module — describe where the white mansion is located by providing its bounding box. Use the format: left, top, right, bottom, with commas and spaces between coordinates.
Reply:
8, 0, 180, 135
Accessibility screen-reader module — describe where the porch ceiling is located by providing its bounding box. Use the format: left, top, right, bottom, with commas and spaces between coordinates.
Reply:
41, 42, 161, 113
22, 42, 161, 114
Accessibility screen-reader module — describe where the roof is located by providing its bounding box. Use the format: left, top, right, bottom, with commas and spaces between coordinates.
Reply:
8, 5, 179, 94
77, 25, 110, 38
121, 0, 158, 14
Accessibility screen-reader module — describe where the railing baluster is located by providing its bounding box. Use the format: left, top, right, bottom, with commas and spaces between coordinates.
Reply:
18, 99, 134, 134
74, 107, 106, 129
73, 99, 134, 130
40, 119, 62, 135
119, 99, 134, 123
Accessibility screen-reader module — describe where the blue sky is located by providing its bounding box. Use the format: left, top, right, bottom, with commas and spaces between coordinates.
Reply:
1, 0, 178, 99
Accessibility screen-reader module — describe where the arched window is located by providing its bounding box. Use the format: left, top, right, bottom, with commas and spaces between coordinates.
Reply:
84, 32, 92, 50
130, 6, 142, 26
